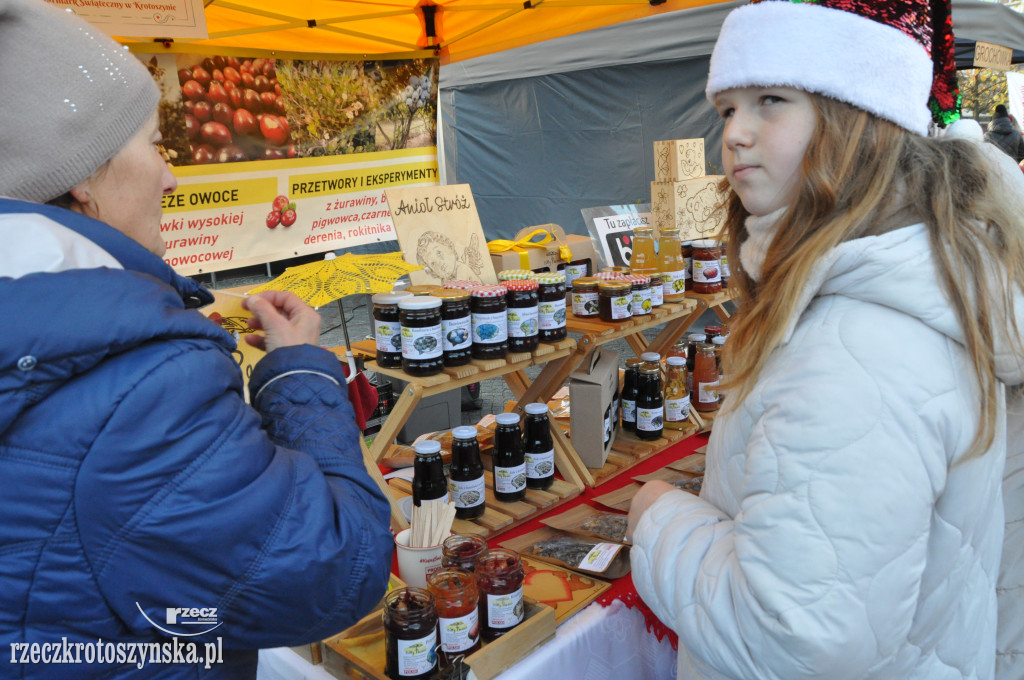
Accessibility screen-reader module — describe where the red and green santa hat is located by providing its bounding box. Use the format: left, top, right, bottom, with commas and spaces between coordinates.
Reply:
705, 0, 960, 135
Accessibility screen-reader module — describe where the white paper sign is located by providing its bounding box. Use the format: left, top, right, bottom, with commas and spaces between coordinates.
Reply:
580, 204, 653, 269
1006, 71, 1024, 134
47, 0, 208, 39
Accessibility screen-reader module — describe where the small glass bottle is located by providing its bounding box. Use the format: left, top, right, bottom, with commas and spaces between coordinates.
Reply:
442, 534, 488, 572
691, 239, 723, 294
571, 277, 601, 318
648, 272, 665, 308
630, 226, 658, 276
664, 356, 690, 430
704, 325, 722, 342
504, 279, 539, 353
428, 568, 481, 666
598, 279, 632, 322
412, 440, 449, 506
657, 227, 688, 303
436, 289, 472, 367
691, 343, 720, 412
534, 273, 567, 343
523, 403, 555, 490
492, 413, 526, 502
383, 587, 438, 680
399, 296, 444, 377
449, 426, 485, 520
636, 362, 664, 441
470, 285, 509, 360
372, 291, 414, 368
475, 548, 525, 641
712, 335, 727, 404
686, 333, 707, 394
620, 357, 642, 433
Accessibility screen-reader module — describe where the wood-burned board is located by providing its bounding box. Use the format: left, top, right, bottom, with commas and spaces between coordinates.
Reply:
560, 420, 698, 487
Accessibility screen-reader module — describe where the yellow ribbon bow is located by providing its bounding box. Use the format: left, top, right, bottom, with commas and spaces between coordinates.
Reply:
488, 228, 573, 270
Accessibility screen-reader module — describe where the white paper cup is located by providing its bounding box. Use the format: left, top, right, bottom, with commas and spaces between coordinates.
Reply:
394, 528, 448, 589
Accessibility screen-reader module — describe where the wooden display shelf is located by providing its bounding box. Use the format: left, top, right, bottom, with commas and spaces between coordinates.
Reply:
560, 420, 698, 487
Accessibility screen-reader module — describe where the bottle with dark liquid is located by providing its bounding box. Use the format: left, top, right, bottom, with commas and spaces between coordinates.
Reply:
449, 426, 485, 520
523, 403, 555, 490
492, 413, 526, 502
412, 440, 448, 506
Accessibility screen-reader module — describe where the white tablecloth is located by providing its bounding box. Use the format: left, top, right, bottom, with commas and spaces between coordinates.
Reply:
257, 599, 677, 680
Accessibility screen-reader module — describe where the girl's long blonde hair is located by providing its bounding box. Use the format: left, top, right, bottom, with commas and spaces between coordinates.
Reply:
722, 95, 1024, 459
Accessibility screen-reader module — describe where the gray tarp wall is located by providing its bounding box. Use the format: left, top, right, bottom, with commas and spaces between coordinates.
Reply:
438, 0, 1024, 241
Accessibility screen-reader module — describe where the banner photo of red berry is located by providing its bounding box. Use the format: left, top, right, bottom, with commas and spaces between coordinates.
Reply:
140, 53, 440, 276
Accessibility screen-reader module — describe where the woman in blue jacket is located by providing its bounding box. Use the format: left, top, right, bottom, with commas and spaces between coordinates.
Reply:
0, 0, 393, 677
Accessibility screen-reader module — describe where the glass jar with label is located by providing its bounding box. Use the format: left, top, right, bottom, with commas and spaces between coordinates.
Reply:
648, 273, 664, 308
627, 274, 653, 317
383, 587, 438, 680
657, 228, 688, 302
475, 548, 525, 641
685, 333, 707, 394
704, 325, 722, 342
412, 440, 449, 506
691, 239, 723, 294
435, 289, 472, 367
561, 260, 590, 290
443, 280, 482, 291
630, 226, 658, 276
664, 356, 690, 430
571, 277, 600, 318
598, 279, 632, 323
600, 266, 631, 275
442, 534, 488, 572
620, 357, 642, 433
497, 269, 534, 282
492, 413, 526, 502
636, 363, 664, 441
399, 296, 444, 377
504, 279, 539, 353
427, 568, 481, 666
449, 426, 485, 520
372, 291, 414, 368
721, 251, 731, 289
681, 241, 694, 291
534, 273, 567, 343
691, 343, 720, 412
712, 335, 726, 403
406, 284, 443, 296
523, 403, 554, 490
470, 285, 509, 360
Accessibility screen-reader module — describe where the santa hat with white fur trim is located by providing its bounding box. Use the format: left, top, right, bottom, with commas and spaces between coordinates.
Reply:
705, 0, 960, 136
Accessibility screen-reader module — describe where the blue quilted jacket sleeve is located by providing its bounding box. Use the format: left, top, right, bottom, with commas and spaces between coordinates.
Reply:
76, 340, 393, 650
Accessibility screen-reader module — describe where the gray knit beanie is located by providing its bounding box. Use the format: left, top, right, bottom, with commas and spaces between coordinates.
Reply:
0, 0, 159, 203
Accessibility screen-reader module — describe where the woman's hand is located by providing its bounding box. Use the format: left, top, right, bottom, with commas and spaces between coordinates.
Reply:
626, 480, 678, 542
242, 290, 323, 352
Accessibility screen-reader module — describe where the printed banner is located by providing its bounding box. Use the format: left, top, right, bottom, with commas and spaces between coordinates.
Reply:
46, 0, 208, 39
580, 204, 653, 269
138, 52, 440, 275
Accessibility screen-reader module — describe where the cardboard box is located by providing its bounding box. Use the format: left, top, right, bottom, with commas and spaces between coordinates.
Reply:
489, 224, 599, 279
650, 176, 728, 242
569, 347, 619, 469
653, 138, 706, 182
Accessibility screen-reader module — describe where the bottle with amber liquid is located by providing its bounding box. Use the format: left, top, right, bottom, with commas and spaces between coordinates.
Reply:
523, 403, 555, 490
664, 356, 690, 430
492, 413, 526, 502
449, 426, 485, 520
428, 568, 481, 666
383, 587, 438, 680
629, 226, 658, 276
691, 343, 720, 412
657, 227, 688, 302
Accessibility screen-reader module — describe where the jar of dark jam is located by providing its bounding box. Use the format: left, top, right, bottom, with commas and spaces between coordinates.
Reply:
686, 332, 707, 394
649, 273, 665, 308
523, 403, 555, 490
504, 279, 539, 353
435, 289, 472, 367
620, 357, 642, 433
534, 273, 567, 343
427, 568, 481, 666
373, 291, 414, 368
449, 426, 485, 520
475, 548, 525, 641
704, 325, 722, 342
691, 239, 723, 294
561, 261, 590, 289
412, 440, 449, 506
383, 587, 438, 680
598, 279, 632, 323
399, 296, 444, 377
406, 284, 443, 296
571, 277, 600, 317
636, 363, 664, 441
596, 271, 628, 280
497, 269, 534, 282
492, 413, 526, 502
442, 534, 488, 572
627, 274, 653, 317
681, 241, 694, 291
470, 285, 508, 360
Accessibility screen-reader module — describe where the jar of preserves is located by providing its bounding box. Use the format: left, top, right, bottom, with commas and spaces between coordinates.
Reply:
595, 271, 628, 280
636, 362, 664, 441
657, 227, 688, 302
492, 413, 526, 502
475, 548, 525, 641
600, 266, 630, 275
664, 356, 690, 430
627, 274, 653, 317
383, 587, 438, 680
449, 426, 485, 519
712, 335, 726, 403
666, 338, 687, 361
523, 403, 554, 490
691, 343, 720, 412
412, 440, 449, 506
630, 226, 657, 275
562, 261, 590, 289
443, 280, 482, 291
681, 241, 694, 291
704, 325, 722, 342
620, 357, 642, 433
497, 269, 534, 282
435, 289, 472, 367
442, 534, 488, 572
504, 279, 539, 354
399, 296, 444, 377
427, 568, 481, 666
598, 279, 632, 323
648, 273, 665, 308
721, 251, 731, 289
686, 332, 707, 394
571, 277, 600, 317
406, 284, 443, 296
534, 273, 567, 343
470, 285, 509, 360
372, 291, 414, 368
691, 239, 723, 294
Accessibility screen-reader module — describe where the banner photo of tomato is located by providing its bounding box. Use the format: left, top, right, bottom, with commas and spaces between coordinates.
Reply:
140, 53, 439, 276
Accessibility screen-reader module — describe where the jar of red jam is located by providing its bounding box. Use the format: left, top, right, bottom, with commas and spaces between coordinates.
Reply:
691, 239, 722, 294
474, 548, 525, 641
427, 568, 481, 666
442, 534, 488, 572
383, 587, 438, 680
